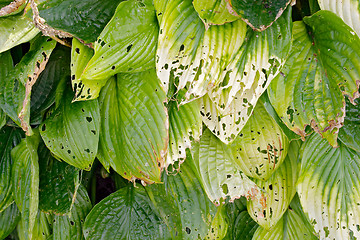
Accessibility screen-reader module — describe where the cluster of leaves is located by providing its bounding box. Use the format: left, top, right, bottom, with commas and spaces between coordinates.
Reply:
0, 0, 360, 239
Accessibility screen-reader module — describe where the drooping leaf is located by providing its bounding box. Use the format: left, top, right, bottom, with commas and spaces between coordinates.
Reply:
97, 70, 168, 184
230, 100, 289, 181
38, 141, 80, 215
167, 99, 202, 167
40, 83, 100, 171
0, 14, 39, 53
80, 0, 158, 82
268, 13, 360, 147
192, 0, 240, 26
297, 133, 360, 239
11, 131, 40, 240
83, 185, 171, 240
203, 7, 292, 144
31, 44, 71, 124
0, 36, 56, 135
247, 140, 299, 230
71, 38, 106, 101
53, 185, 91, 240
318, 0, 360, 37
37, 0, 123, 43
338, 95, 360, 152
0, 203, 21, 239
0, 127, 23, 212
228, 0, 293, 31
191, 129, 266, 209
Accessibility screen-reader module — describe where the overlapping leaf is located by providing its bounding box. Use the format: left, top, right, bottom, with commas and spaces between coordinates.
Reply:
203, 8, 292, 143
297, 134, 360, 239
0, 203, 21, 239
11, 132, 40, 240
0, 0, 27, 17
17, 210, 53, 240
37, 0, 123, 43
191, 129, 265, 209
97, 70, 168, 184
230, 100, 289, 181
40, 83, 100, 170
247, 141, 299, 229
80, 0, 158, 82
228, 0, 293, 31
268, 12, 360, 147
0, 14, 39, 53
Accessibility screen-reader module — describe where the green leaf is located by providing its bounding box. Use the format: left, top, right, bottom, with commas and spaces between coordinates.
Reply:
230, 100, 289, 181
11, 131, 40, 240
83, 185, 171, 240
37, 0, 123, 43
297, 133, 360, 239
97, 70, 168, 184
202, 7, 292, 144
338, 95, 360, 152
191, 129, 266, 209
0, 0, 27, 17
31, 45, 71, 124
40, 83, 100, 171
228, 0, 293, 31
167, 100, 202, 167
247, 141, 299, 230
0, 127, 23, 212
205, 204, 228, 240
38, 141, 80, 215
17, 210, 53, 240
80, 0, 158, 82
0, 36, 56, 135
0, 14, 39, 53
192, 0, 240, 26
268, 12, 360, 147
318, 0, 360, 37
71, 38, 106, 102
0, 203, 21, 239
53, 185, 92, 240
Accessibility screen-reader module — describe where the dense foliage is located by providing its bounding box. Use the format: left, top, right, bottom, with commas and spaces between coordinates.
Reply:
0, 0, 360, 239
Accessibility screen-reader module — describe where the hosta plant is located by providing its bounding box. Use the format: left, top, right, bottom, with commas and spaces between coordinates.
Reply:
0, 0, 360, 239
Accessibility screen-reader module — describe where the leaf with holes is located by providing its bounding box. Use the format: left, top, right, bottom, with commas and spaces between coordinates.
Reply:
80, 0, 158, 82
297, 133, 360, 239
11, 131, 40, 240
228, 0, 293, 31
40, 84, 100, 171
97, 70, 168, 183
247, 140, 299, 229
268, 12, 360, 147
230, 100, 289, 181
17, 210, 53, 240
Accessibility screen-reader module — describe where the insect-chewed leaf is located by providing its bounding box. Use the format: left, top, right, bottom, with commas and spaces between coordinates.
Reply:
155, 0, 247, 101
71, 38, 107, 101
230, 100, 289, 181
40, 83, 100, 171
53, 185, 92, 240
37, 0, 123, 43
0, 127, 23, 212
0, 36, 56, 135
193, 0, 240, 26
247, 141, 299, 230
38, 141, 80, 215
97, 70, 168, 184
17, 210, 52, 240
253, 196, 317, 240
318, 0, 360, 38
167, 100, 202, 167
297, 133, 360, 239
191, 129, 265, 209
0, 0, 27, 17
228, 0, 293, 31
0, 14, 39, 53
80, 0, 158, 82
0, 203, 21, 239
83, 185, 172, 240
11, 131, 40, 240
269, 13, 360, 147
203, 7, 292, 144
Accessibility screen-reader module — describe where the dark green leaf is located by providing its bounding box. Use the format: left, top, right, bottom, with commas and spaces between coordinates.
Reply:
0, 203, 21, 239
17, 210, 53, 240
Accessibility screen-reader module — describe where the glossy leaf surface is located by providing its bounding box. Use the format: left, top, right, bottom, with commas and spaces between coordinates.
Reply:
0, 203, 21, 239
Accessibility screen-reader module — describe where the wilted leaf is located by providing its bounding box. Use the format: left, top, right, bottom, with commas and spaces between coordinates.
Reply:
0, 0, 26, 17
